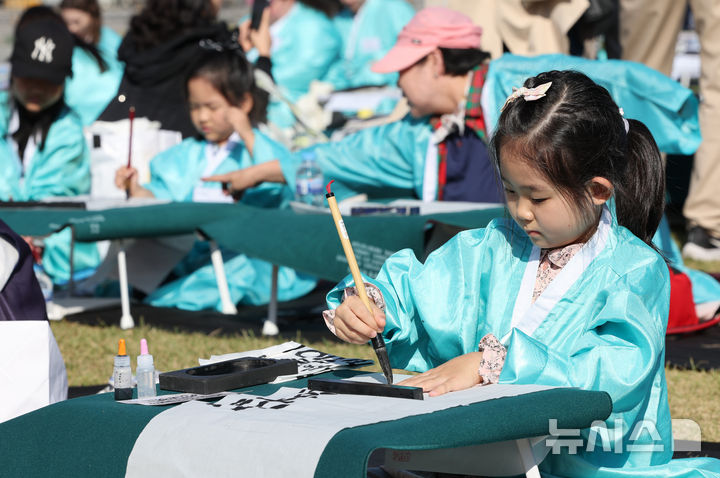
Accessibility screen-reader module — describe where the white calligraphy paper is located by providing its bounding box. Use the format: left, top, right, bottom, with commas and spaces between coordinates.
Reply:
126, 376, 554, 478
197, 341, 374, 383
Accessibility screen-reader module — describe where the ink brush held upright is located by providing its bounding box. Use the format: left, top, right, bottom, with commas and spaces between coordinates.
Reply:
125, 106, 135, 199
325, 180, 393, 385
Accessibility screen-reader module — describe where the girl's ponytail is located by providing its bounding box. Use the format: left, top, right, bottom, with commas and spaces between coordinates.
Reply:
614, 119, 665, 245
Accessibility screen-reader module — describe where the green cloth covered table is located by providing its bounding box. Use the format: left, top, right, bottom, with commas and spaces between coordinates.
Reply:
0, 370, 612, 477
0, 202, 505, 281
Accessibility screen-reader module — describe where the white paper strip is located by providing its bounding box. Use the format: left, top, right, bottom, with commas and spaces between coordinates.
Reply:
126, 376, 553, 478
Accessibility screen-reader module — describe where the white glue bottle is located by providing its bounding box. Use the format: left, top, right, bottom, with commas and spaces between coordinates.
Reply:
136, 338, 157, 399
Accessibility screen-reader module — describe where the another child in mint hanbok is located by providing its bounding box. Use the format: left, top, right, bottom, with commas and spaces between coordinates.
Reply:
0, 7, 100, 285
325, 71, 720, 477
61, 0, 124, 126
115, 46, 315, 312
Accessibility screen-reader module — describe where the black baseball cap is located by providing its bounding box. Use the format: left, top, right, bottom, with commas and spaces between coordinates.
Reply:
11, 18, 74, 85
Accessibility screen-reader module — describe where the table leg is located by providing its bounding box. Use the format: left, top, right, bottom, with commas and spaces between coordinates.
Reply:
262, 265, 279, 336
516, 438, 541, 478
209, 240, 238, 315
118, 245, 135, 329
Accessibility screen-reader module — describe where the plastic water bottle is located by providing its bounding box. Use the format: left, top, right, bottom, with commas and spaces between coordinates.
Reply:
136, 338, 157, 399
295, 151, 324, 207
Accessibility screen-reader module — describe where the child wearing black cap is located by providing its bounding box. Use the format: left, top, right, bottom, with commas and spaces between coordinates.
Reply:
0, 6, 100, 285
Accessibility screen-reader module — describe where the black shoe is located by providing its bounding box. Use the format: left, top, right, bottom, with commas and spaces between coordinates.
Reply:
682, 226, 720, 261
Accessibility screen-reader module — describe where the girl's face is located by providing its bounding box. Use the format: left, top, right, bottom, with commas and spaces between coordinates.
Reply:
61, 8, 95, 44
188, 76, 235, 145
397, 51, 444, 118
12, 77, 64, 113
500, 147, 607, 249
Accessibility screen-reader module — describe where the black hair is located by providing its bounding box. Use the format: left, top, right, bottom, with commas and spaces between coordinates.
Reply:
128, 0, 217, 52
489, 70, 665, 246
414, 47, 491, 76
12, 6, 69, 157
438, 47, 491, 76
186, 49, 268, 126
299, 0, 342, 17
59, 0, 101, 44
58, 0, 108, 71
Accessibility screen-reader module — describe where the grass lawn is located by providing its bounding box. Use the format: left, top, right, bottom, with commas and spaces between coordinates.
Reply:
51, 317, 720, 443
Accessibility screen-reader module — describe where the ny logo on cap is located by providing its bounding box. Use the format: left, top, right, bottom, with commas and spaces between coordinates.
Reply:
31, 37, 56, 63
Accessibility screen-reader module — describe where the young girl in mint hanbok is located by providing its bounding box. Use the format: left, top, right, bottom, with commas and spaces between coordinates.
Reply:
325, 71, 720, 477
114, 46, 315, 311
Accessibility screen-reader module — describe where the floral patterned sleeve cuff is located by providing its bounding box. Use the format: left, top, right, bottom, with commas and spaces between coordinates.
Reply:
478, 333, 506, 385
322, 284, 386, 337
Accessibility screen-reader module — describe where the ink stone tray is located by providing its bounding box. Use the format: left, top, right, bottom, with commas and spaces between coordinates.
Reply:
158, 357, 298, 394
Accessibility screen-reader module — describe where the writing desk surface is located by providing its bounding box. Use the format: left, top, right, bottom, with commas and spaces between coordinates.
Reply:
0, 202, 504, 281
0, 370, 612, 477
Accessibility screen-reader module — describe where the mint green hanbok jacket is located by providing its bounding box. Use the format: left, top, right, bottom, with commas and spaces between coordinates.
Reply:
327, 205, 720, 477
0, 91, 99, 283
262, 2, 341, 128
143, 130, 316, 311
325, 0, 414, 90
64, 26, 124, 125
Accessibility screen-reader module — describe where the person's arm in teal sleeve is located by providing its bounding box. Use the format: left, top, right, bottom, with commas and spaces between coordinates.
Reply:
142, 148, 184, 201
278, 116, 432, 198
204, 117, 432, 198
500, 266, 668, 413
326, 227, 494, 372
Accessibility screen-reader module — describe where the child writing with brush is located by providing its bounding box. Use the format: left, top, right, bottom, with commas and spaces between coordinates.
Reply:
325, 71, 720, 476
114, 45, 315, 311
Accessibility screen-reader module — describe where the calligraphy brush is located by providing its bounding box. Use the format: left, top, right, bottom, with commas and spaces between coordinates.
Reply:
324, 180, 394, 385
126, 106, 135, 199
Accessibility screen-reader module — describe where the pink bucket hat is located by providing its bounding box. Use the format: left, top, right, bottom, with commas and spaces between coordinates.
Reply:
371, 7, 483, 74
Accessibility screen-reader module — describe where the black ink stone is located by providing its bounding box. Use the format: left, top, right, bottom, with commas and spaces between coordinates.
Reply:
159, 357, 298, 394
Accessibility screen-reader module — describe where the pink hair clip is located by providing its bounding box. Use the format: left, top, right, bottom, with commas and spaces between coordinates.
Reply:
500, 81, 553, 112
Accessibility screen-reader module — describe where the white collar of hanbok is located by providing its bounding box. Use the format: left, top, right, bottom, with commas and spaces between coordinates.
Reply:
507, 204, 612, 338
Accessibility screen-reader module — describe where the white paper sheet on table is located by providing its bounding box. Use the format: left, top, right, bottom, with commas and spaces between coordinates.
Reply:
198, 341, 373, 383
126, 376, 554, 478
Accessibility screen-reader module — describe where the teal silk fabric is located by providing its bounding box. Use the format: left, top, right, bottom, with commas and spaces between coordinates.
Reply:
64, 26, 124, 126
0, 91, 98, 283
327, 206, 720, 476
143, 130, 315, 311
258, 2, 342, 128
0, 91, 90, 201
324, 0, 414, 90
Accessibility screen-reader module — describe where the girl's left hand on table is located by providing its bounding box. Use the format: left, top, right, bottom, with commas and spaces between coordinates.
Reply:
398, 352, 484, 397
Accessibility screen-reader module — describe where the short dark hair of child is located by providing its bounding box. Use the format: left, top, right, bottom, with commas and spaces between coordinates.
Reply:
490, 70, 665, 246
186, 49, 269, 126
